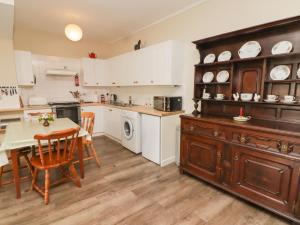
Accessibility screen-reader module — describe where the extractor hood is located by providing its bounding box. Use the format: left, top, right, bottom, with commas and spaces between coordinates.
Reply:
46, 67, 77, 76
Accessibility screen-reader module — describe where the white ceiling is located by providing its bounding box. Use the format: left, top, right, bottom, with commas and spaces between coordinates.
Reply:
14, 0, 206, 43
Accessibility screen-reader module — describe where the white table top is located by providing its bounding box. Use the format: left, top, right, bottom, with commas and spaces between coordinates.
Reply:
0, 118, 88, 151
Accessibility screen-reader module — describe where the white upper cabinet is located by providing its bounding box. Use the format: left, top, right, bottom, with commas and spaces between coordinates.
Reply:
108, 40, 184, 86
14, 50, 35, 86
82, 40, 183, 87
153, 41, 183, 85
82, 58, 108, 86
82, 58, 96, 86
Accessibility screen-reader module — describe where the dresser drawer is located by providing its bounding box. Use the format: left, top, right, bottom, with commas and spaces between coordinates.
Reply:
230, 128, 300, 156
181, 118, 226, 140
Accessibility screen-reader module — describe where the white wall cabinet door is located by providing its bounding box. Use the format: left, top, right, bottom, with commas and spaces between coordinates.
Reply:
15, 50, 35, 86
153, 41, 183, 85
95, 59, 109, 86
82, 58, 97, 86
81, 106, 104, 134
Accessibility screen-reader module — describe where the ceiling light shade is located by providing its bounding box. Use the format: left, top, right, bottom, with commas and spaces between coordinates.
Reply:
65, 24, 82, 41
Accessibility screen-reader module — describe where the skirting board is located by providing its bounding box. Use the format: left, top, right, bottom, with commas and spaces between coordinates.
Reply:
160, 156, 175, 167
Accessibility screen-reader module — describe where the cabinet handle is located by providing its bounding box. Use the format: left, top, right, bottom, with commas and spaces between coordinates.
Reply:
213, 130, 219, 137
150, 80, 154, 84
189, 126, 194, 131
277, 141, 294, 154
30, 81, 34, 84
109, 109, 112, 111
238, 134, 249, 144
112, 82, 116, 85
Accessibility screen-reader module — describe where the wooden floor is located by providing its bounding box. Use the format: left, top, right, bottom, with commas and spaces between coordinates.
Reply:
0, 136, 291, 225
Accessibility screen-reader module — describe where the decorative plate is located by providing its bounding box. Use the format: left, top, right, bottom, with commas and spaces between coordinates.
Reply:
202, 72, 214, 83
218, 51, 232, 62
271, 41, 293, 55
270, 65, 290, 80
238, 41, 261, 59
203, 54, 216, 64
233, 116, 251, 122
297, 67, 300, 79
216, 70, 229, 83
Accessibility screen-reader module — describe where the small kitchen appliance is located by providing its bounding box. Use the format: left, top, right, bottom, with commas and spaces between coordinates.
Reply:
153, 96, 182, 112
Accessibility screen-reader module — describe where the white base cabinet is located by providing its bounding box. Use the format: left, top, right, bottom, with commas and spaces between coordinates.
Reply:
103, 106, 121, 141
141, 113, 181, 166
81, 106, 104, 135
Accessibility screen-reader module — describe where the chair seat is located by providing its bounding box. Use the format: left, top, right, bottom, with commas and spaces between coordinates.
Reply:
31, 151, 71, 170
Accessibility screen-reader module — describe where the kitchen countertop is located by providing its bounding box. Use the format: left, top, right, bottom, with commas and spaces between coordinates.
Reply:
81, 102, 184, 117
0, 103, 184, 117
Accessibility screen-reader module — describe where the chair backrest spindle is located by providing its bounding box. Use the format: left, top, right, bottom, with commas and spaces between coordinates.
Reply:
34, 127, 80, 167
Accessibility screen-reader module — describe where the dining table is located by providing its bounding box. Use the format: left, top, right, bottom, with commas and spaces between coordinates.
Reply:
0, 118, 88, 199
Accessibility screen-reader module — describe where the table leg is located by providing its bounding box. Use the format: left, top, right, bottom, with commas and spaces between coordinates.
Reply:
77, 137, 84, 179
11, 150, 21, 199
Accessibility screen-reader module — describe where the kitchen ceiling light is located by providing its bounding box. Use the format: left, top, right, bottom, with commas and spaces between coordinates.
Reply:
65, 24, 82, 42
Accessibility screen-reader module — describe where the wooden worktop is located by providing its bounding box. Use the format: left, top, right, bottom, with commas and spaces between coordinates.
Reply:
181, 113, 300, 138
81, 103, 184, 117
0, 103, 183, 117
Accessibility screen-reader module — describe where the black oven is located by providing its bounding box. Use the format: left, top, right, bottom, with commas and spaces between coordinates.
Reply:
49, 102, 81, 125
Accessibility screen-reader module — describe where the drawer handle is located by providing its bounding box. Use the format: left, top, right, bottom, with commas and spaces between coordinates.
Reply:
238, 134, 249, 144
213, 130, 219, 137
255, 136, 272, 142
277, 141, 294, 154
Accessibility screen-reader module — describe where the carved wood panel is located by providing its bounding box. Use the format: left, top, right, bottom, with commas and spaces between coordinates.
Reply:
232, 146, 295, 213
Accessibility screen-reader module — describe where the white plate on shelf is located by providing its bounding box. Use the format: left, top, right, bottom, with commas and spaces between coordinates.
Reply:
297, 67, 300, 79
281, 100, 297, 104
263, 99, 278, 103
238, 41, 261, 59
202, 97, 211, 100
202, 72, 214, 83
216, 70, 229, 83
203, 53, 216, 64
270, 65, 290, 80
271, 41, 293, 55
233, 116, 251, 122
218, 51, 232, 62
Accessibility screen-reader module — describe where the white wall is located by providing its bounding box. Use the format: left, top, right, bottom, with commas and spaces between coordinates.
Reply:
106, 0, 300, 113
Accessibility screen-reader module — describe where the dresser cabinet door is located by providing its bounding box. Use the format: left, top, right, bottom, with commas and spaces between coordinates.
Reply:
232, 145, 300, 214
181, 134, 223, 182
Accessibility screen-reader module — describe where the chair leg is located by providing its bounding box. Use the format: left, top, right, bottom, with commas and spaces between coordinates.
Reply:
31, 168, 39, 191
44, 170, 50, 205
84, 144, 91, 157
0, 166, 3, 187
90, 143, 101, 167
23, 154, 33, 176
68, 163, 81, 188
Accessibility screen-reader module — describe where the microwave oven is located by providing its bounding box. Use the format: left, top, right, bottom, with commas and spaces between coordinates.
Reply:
153, 96, 182, 112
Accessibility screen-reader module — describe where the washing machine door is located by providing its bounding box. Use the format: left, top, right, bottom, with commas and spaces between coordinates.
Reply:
123, 119, 134, 140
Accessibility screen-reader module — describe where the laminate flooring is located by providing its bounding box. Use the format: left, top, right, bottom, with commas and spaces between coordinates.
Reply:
0, 136, 290, 225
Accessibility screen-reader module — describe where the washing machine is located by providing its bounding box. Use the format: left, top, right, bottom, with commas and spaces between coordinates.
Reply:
121, 110, 141, 154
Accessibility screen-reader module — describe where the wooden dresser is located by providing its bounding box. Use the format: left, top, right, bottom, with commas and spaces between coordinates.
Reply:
180, 16, 300, 224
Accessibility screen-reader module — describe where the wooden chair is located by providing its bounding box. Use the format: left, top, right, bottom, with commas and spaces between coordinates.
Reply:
80, 112, 101, 167
0, 148, 33, 187
31, 127, 81, 204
